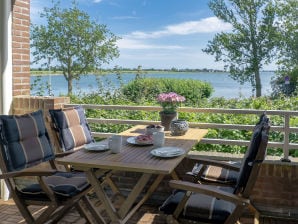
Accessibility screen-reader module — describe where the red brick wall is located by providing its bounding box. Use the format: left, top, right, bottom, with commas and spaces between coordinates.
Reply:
252, 162, 298, 216
12, 0, 31, 96
13, 96, 70, 115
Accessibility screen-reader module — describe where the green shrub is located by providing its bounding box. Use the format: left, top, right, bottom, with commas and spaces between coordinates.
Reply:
121, 78, 213, 106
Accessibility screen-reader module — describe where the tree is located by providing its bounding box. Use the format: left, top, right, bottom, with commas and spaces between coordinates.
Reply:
276, 0, 298, 70
271, 0, 298, 96
31, 1, 120, 95
203, 0, 278, 97
135, 65, 146, 79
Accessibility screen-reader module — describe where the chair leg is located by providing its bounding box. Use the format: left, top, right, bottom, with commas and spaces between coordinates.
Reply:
166, 215, 180, 224
224, 205, 246, 224
12, 197, 36, 223
248, 203, 260, 224
35, 205, 62, 224
254, 211, 260, 224
49, 204, 81, 224
75, 201, 94, 224
80, 195, 106, 224
173, 191, 191, 219
13, 192, 75, 224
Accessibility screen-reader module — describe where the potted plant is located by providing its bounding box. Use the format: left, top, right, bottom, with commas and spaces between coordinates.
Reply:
157, 92, 185, 130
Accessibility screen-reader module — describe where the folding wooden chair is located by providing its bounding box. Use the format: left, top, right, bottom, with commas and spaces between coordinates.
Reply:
160, 115, 270, 224
0, 110, 105, 224
186, 112, 268, 186
48, 105, 120, 194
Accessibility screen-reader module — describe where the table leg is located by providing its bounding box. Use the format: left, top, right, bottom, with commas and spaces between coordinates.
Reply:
121, 174, 165, 224
171, 170, 179, 180
118, 173, 152, 218
86, 169, 166, 224
86, 169, 120, 223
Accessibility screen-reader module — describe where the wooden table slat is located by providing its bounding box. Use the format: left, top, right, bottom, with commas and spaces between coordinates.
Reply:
57, 125, 208, 174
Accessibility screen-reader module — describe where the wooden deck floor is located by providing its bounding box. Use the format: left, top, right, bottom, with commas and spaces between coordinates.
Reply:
1, 197, 297, 224
0, 198, 166, 224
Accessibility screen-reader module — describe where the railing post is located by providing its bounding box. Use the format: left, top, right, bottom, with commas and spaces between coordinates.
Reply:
281, 114, 291, 162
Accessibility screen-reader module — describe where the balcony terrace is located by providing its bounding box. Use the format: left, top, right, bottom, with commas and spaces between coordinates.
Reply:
3, 96, 297, 224
1, 1, 297, 223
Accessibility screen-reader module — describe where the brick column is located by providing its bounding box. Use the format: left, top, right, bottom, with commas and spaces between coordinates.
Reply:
13, 96, 70, 115
12, 0, 30, 96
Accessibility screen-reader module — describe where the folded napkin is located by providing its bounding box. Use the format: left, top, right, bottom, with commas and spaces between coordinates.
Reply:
84, 143, 108, 151
155, 148, 183, 156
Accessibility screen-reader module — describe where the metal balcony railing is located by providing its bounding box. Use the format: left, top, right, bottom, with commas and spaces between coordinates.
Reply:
65, 104, 298, 162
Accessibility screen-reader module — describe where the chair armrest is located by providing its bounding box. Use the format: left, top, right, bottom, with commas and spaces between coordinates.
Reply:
55, 150, 75, 158
169, 180, 249, 205
0, 168, 57, 179
187, 156, 241, 171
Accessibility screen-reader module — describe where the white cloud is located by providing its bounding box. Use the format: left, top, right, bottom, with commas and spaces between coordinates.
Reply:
166, 17, 232, 34
126, 17, 232, 39
115, 16, 231, 55
111, 16, 232, 69
93, 0, 103, 3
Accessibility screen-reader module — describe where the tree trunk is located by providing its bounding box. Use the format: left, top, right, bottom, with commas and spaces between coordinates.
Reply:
68, 76, 73, 95
248, 4, 262, 97
255, 70, 262, 97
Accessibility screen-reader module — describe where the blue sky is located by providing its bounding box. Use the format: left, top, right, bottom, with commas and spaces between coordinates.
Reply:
30, 0, 274, 70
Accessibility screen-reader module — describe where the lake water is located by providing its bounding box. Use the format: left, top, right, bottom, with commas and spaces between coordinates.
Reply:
30, 71, 275, 99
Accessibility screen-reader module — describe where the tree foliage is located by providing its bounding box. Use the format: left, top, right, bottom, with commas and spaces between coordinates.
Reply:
30, 0, 120, 95
203, 0, 278, 97
271, 0, 298, 97
275, 0, 298, 70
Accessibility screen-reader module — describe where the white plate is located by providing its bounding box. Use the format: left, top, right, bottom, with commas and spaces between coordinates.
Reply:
150, 147, 185, 158
84, 142, 109, 151
126, 136, 153, 146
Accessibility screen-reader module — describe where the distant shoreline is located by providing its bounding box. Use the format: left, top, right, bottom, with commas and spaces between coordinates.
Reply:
30, 71, 275, 98
30, 70, 275, 76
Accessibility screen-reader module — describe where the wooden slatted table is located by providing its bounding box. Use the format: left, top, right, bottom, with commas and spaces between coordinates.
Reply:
57, 125, 208, 224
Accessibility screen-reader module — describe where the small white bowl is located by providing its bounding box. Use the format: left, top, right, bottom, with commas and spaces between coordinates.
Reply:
146, 125, 164, 135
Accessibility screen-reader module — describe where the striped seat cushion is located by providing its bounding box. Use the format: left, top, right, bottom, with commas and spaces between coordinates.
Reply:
160, 187, 236, 223
49, 106, 93, 151
0, 110, 55, 172
201, 164, 239, 184
18, 171, 90, 200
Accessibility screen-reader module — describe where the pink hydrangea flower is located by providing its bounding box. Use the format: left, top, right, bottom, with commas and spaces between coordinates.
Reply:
157, 92, 185, 113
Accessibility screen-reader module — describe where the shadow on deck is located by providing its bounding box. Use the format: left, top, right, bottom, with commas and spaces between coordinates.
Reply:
0, 197, 297, 224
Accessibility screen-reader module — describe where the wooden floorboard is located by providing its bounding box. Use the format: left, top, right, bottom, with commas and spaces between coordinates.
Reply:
0, 198, 297, 224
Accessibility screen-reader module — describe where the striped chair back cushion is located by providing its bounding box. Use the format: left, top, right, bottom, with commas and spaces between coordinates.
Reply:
0, 110, 55, 172
234, 116, 269, 193
49, 106, 93, 151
